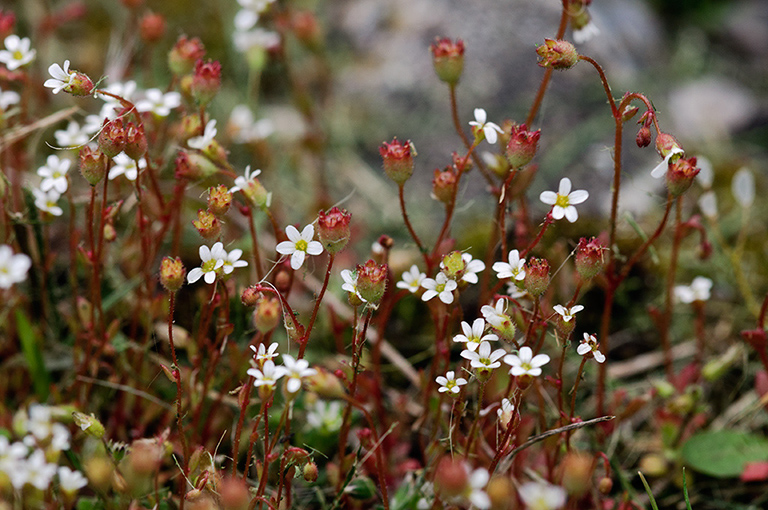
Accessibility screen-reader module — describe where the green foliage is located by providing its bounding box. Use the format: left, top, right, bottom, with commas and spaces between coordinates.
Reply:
682, 430, 768, 478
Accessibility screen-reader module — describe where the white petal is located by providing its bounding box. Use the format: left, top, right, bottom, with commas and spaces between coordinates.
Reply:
558, 177, 572, 195
275, 240, 296, 255
204, 271, 217, 284
306, 240, 324, 255
564, 206, 579, 223
568, 189, 589, 204
539, 191, 557, 205
290, 250, 306, 270
284, 225, 301, 242
473, 108, 487, 124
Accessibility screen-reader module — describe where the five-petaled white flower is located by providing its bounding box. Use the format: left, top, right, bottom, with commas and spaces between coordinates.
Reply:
247, 359, 286, 390
187, 242, 227, 284
281, 354, 317, 394
108, 152, 147, 181
0, 88, 20, 111
650, 147, 685, 179
461, 341, 506, 371
188, 119, 217, 149
453, 318, 498, 352
0, 244, 32, 289
135, 88, 182, 117
44, 60, 76, 94
436, 371, 468, 394
58, 466, 88, 493
276, 224, 324, 270
493, 249, 526, 280
504, 346, 550, 377
396, 264, 426, 293
577, 333, 605, 363
674, 276, 712, 304
421, 272, 458, 304
468, 108, 503, 145
24, 450, 58, 491
0, 35, 36, 71
221, 246, 248, 274
33, 187, 63, 216
455, 253, 485, 284
340, 269, 366, 302
518, 481, 567, 510
481, 299, 511, 331
250, 342, 280, 364
54, 121, 90, 148
37, 155, 71, 194
539, 178, 589, 223
229, 165, 262, 193
552, 304, 584, 322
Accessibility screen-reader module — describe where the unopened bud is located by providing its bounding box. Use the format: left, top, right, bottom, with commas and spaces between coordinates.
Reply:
241, 286, 260, 307
505, 124, 541, 168
306, 368, 346, 399
560, 452, 592, 497
303, 462, 318, 482
252, 295, 281, 333
433, 456, 468, 498
79, 145, 106, 185
208, 185, 232, 217
429, 37, 465, 85
575, 237, 605, 280
169, 35, 206, 76
486, 477, 513, 510
598, 477, 613, 494
636, 126, 651, 148
432, 167, 457, 204
124, 122, 147, 160
379, 138, 414, 185
103, 223, 117, 243
140, 12, 166, 44
98, 119, 126, 158
355, 259, 388, 304
536, 39, 579, 69
175, 151, 218, 181
193, 209, 221, 240
191, 59, 222, 106
317, 207, 351, 254
72, 411, 105, 438
524, 257, 550, 297
160, 256, 185, 292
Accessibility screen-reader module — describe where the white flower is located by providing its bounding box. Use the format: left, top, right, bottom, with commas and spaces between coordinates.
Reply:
481, 299, 511, 330
233, 28, 281, 53
0, 35, 36, 71
468, 108, 503, 145
435, 371, 467, 394
221, 246, 248, 274
276, 224, 324, 270
698, 191, 717, 218
674, 276, 712, 304
58, 466, 88, 493
697, 156, 714, 189
50, 423, 71, 452
54, 121, 90, 148
83, 115, 104, 135
250, 342, 280, 363
234, 0, 275, 31
0, 244, 32, 289
24, 450, 57, 491
573, 21, 600, 44
461, 341, 506, 371
306, 401, 344, 431
518, 481, 567, 510
228, 104, 274, 143
465, 468, 491, 509
108, 152, 147, 181
732, 167, 755, 208
396, 264, 426, 293
230, 165, 262, 193
493, 249, 526, 280
497, 398, 515, 427
0, 436, 28, 477
37, 155, 71, 194
577, 333, 605, 363
421, 272, 457, 304
539, 177, 589, 223
650, 147, 684, 179
43, 60, 75, 94
281, 354, 317, 394
135, 88, 181, 117
504, 346, 550, 377
247, 359, 286, 389
187, 242, 226, 284
552, 304, 584, 322
188, 119, 218, 149
33, 187, 63, 216
453, 318, 498, 352
340, 269, 366, 302
459, 253, 485, 284
0, 88, 20, 111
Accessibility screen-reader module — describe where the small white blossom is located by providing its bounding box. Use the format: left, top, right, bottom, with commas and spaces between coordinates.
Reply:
44, 60, 75, 94
493, 249, 526, 280
233, 28, 280, 53
58, 466, 88, 493
0, 436, 28, 477
577, 333, 605, 363
306, 401, 344, 432
0, 35, 36, 71
230, 165, 262, 193
497, 398, 515, 427
234, 0, 276, 31
250, 342, 280, 363
698, 191, 717, 218
54, 121, 90, 148
275, 224, 324, 270
247, 359, 286, 390
0, 88, 20, 111
33, 187, 63, 216
453, 318, 498, 352
50, 423, 71, 452
697, 156, 714, 189
674, 277, 712, 304
340, 269, 366, 302
109, 152, 146, 181
187, 242, 226, 284
37, 155, 71, 194
435, 371, 467, 394
650, 147, 684, 179
465, 468, 491, 509
518, 481, 567, 510
573, 21, 600, 44
421, 272, 457, 304
539, 177, 589, 223
221, 246, 248, 274
135, 88, 181, 117
24, 450, 58, 491
468, 108, 503, 145
504, 346, 550, 377
481, 299, 511, 330
461, 341, 506, 371
459, 253, 485, 284
0, 244, 32, 289
396, 264, 426, 293
188, 119, 218, 149
281, 354, 317, 394
228, 104, 274, 143
552, 304, 584, 322
731, 167, 755, 208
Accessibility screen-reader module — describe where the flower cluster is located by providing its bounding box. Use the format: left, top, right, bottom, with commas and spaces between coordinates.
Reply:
187, 242, 248, 284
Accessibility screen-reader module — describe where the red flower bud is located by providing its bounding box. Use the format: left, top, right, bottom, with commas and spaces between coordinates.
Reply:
536, 39, 579, 70
430, 38, 465, 85
379, 138, 414, 185
191, 59, 222, 106
433, 456, 469, 498
124, 122, 147, 160
140, 12, 166, 44
193, 209, 221, 240
0, 10, 16, 41
575, 237, 605, 280
505, 123, 541, 168
636, 126, 651, 148
524, 257, 550, 297
79, 145, 106, 186
68, 71, 94, 96
98, 118, 126, 158
317, 207, 351, 254
208, 185, 233, 217
432, 167, 457, 204
160, 256, 186, 292
666, 156, 700, 196
168, 35, 206, 76
356, 259, 388, 304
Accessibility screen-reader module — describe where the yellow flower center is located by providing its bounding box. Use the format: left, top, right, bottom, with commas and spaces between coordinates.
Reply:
202, 259, 218, 272
13, 50, 23, 60
555, 194, 569, 208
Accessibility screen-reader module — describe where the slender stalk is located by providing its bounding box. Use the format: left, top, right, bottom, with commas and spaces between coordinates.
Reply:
247, 210, 264, 280
658, 197, 683, 381
398, 185, 429, 269
298, 253, 335, 359
168, 293, 189, 509
566, 357, 588, 448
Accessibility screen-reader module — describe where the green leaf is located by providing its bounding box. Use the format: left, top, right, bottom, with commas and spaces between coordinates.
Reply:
15, 310, 49, 400
682, 430, 768, 478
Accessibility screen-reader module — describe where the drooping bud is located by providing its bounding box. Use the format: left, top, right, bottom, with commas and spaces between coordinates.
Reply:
241, 286, 259, 307
317, 207, 351, 254
98, 118, 126, 158
636, 126, 651, 148
356, 259, 388, 304
168, 35, 206, 76
575, 237, 605, 280
432, 166, 457, 204
140, 12, 166, 44
174, 151, 218, 181
379, 138, 414, 185
505, 123, 541, 168
72, 411, 105, 438
524, 257, 550, 297
303, 462, 318, 482
666, 156, 700, 196
433, 456, 469, 498
191, 59, 222, 106
79, 145, 106, 185
193, 209, 221, 240
429, 37, 465, 85
252, 295, 281, 333
160, 256, 186, 292
124, 122, 147, 160
536, 39, 579, 69
655, 132, 682, 159
207, 185, 232, 217
306, 368, 346, 399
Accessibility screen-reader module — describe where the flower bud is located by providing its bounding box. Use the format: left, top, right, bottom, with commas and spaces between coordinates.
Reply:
560, 451, 592, 497
124, 122, 147, 160
140, 12, 166, 44
505, 123, 541, 168
208, 185, 232, 217
356, 259, 388, 304
292, 11, 322, 50
666, 156, 700, 196
636, 126, 651, 148
440, 251, 464, 280
84, 456, 114, 493
79, 145, 106, 186
306, 368, 346, 399
0, 10, 16, 41
160, 256, 186, 292
536, 39, 579, 69
241, 177, 271, 210
103, 223, 117, 243
303, 462, 318, 482
241, 286, 260, 307
191, 59, 222, 106
598, 477, 613, 494
68, 71, 95, 96
487, 477, 513, 510
218, 477, 249, 510
432, 167, 457, 204
575, 237, 605, 280
98, 119, 126, 158
169, 35, 206, 76
252, 295, 281, 333
379, 138, 414, 185
317, 207, 351, 254
193, 209, 221, 240
524, 257, 550, 297
174, 151, 218, 181
655, 132, 682, 158
433, 456, 468, 498
429, 37, 465, 85
72, 412, 105, 438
